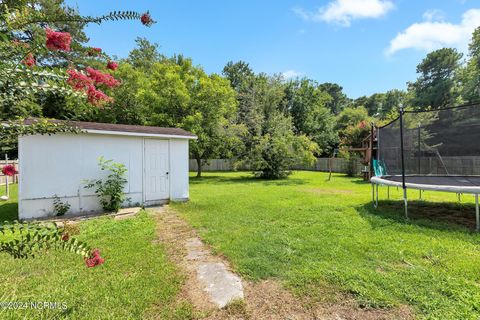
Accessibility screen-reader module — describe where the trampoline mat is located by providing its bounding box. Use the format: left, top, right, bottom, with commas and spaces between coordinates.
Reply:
383, 175, 480, 187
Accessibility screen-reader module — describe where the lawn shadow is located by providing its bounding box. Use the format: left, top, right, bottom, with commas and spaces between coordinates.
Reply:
0, 202, 18, 222
356, 200, 478, 233
190, 172, 307, 186
350, 179, 373, 185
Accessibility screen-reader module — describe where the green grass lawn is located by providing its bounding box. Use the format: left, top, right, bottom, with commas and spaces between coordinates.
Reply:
173, 171, 480, 319
0, 184, 18, 222
0, 210, 193, 319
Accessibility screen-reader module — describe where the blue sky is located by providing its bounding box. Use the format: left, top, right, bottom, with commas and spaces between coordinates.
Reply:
65, 0, 480, 98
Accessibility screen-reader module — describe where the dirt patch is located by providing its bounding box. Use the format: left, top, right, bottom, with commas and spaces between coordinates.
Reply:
301, 188, 355, 195
152, 206, 218, 313
242, 280, 413, 320
151, 206, 414, 320
381, 201, 477, 230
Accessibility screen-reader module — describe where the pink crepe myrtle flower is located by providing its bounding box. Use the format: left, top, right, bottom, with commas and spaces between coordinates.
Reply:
88, 47, 102, 56
86, 85, 112, 106
2, 165, 18, 177
84, 248, 105, 268
106, 61, 118, 71
45, 28, 71, 51
141, 12, 153, 26
67, 69, 94, 91
86, 67, 120, 88
22, 53, 36, 67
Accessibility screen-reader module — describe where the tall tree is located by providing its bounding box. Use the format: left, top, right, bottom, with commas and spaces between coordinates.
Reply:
222, 61, 262, 154
318, 82, 350, 114
336, 106, 371, 148
382, 89, 406, 118
223, 60, 254, 91
459, 27, 480, 103
137, 59, 238, 177
408, 48, 462, 109
0, 0, 153, 151
127, 37, 163, 69
284, 78, 337, 154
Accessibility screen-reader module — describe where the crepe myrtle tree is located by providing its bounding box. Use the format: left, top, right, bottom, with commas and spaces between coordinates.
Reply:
0, 1, 155, 267
0, 220, 105, 268
0, 1, 155, 145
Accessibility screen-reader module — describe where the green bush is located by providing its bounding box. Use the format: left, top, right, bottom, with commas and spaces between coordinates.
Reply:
53, 194, 71, 216
247, 113, 318, 179
85, 157, 128, 213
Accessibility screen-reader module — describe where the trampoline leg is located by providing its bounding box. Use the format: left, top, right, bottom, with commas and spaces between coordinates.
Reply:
372, 183, 377, 208
403, 188, 408, 220
387, 186, 390, 200
419, 190, 422, 200
476, 194, 479, 232
376, 184, 379, 208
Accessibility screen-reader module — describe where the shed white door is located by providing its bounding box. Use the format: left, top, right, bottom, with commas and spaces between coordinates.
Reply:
144, 139, 169, 201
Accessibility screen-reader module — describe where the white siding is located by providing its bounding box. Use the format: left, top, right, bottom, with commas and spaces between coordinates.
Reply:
169, 139, 189, 201
18, 133, 191, 219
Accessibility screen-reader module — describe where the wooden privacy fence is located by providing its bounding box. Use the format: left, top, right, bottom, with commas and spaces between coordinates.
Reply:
189, 158, 366, 175
190, 156, 480, 176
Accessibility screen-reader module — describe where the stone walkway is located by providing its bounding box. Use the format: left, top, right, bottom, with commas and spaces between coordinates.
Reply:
188, 240, 244, 307
153, 206, 244, 309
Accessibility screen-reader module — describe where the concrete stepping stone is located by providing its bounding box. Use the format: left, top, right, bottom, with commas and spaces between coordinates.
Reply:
184, 236, 244, 308
197, 262, 244, 308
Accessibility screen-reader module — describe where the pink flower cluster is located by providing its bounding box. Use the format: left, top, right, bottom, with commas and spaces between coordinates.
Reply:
86, 67, 120, 88
2, 165, 18, 177
87, 85, 112, 106
106, 61, 118, 71
88, 47, 102, 56
84, 249, 105, 268
22, 53, 36, 67
45, 29, 71, 52
141, 12, 152, 26
67, 67, 120, 106
67, 69, 93, 90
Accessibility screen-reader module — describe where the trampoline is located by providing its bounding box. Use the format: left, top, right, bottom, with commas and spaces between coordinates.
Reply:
371, 104, 480, 231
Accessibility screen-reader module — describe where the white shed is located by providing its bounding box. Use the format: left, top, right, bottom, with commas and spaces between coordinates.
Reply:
18, 120, 197, 219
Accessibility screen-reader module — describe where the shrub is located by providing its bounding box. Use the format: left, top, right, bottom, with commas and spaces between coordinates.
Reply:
247, 113, 318, 179
53, 195, 71, 216
85, 157, 128, 213
0, 221, 89, 259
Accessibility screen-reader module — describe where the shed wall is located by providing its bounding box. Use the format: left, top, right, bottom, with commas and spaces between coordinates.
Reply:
169, 139, 189, 201
18, 133, 190, 219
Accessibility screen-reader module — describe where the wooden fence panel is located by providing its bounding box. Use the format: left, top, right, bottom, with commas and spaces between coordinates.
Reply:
189, 158, 366, 175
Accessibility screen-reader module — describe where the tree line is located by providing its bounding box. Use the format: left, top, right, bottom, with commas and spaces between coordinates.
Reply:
2, 1, 480, 179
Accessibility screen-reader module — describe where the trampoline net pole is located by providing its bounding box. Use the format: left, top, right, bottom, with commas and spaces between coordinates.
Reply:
476, 194, 479, 232
399, 105, 408, 219
372, 183, 375, 207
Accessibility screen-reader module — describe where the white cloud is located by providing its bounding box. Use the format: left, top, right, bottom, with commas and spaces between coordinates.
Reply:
282, 70, 304, 79
387, 9, 480, 55
293, 0, 394, 27
422, 9, 445, 22
293, 7, 310, 21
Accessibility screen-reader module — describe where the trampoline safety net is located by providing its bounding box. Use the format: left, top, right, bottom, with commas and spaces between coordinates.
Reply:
377, 104, 480, 177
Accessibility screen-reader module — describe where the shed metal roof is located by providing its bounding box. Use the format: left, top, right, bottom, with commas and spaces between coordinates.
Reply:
24, 118, 197, 139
